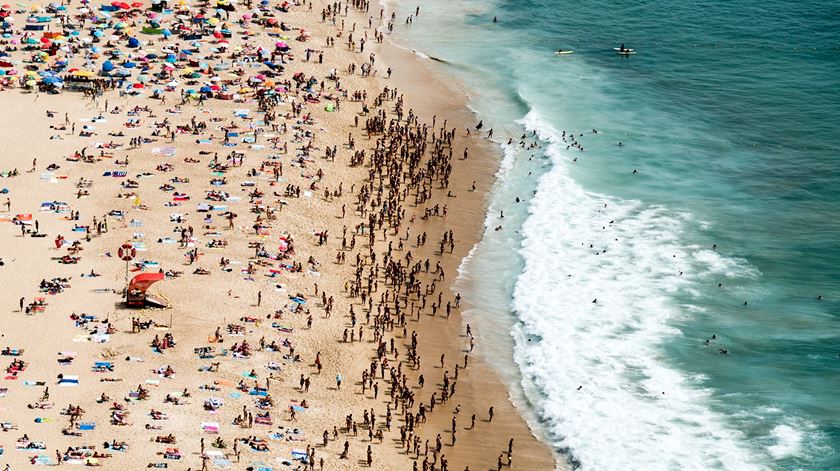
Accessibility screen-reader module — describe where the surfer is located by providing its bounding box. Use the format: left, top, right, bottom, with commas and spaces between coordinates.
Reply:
619, 43, 626, 52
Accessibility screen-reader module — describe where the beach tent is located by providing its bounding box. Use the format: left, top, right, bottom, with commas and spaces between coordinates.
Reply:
126, 272, 167, 307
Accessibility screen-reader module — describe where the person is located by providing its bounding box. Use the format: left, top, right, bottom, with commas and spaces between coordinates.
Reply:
336, 373, 342, 389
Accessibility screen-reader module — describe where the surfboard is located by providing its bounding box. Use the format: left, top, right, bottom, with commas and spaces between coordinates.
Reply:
613, 47, 635, 52
617, 51, 636, 55
554, 51, 574, 55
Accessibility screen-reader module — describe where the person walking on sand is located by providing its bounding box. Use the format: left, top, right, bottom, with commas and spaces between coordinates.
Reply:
488, 406, 494, 422
336, 373, 342, 389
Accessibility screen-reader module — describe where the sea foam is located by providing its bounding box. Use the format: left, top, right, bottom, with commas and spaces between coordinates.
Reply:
509, 110, 763, 470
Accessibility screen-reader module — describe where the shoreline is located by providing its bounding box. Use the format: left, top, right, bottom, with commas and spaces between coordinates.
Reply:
375, 37, 560, 470
0, 0, 557, 469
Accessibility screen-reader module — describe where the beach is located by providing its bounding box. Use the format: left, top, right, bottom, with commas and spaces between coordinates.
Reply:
0, 1, 556, 470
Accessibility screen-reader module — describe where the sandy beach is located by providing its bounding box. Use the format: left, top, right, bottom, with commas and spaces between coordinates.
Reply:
0, 0, 556, 469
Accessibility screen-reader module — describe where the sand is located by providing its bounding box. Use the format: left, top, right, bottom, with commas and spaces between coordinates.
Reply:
0, 0, 558, 469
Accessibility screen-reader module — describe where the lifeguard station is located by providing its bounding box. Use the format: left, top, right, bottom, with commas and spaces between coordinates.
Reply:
126, 273, 168, 308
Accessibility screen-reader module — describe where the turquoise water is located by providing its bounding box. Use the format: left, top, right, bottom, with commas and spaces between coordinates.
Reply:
388, 0, 840, 469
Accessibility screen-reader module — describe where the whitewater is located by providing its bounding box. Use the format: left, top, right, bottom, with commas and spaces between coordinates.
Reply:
505, 110, 765, 469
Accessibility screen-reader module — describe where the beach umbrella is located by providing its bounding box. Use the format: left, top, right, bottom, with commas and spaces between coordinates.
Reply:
102, 60, 115, 71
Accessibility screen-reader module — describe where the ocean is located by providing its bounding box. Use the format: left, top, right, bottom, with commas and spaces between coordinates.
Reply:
385, 0, 840, 469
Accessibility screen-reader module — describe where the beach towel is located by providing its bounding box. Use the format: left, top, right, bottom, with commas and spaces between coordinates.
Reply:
213, 457, 232, 469
32, 455, 52, 465
58, 375, 79, 386
202, 422, 219, 433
